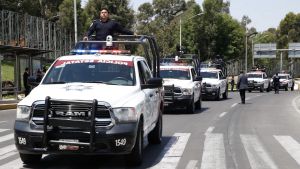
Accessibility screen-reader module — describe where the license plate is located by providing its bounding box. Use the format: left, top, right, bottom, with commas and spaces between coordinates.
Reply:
59, 139, 79, 151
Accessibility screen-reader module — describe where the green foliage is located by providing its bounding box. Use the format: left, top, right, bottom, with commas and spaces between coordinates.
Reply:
1, 61, 14, 81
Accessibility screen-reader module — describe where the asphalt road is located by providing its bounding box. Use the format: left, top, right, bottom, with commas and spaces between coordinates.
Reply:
1, 90, 300, 169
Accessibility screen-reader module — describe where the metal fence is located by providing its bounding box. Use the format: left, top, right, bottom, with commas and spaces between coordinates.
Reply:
0, 10, 74, 59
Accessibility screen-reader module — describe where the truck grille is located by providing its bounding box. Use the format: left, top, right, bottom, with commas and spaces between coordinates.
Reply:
164, 85, 182, 96
31, 102, 112, 127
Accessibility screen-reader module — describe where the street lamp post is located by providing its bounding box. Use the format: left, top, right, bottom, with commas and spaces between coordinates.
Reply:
74, 0, 78, 43
251, 34, 268, 67
178, 12, 203, 51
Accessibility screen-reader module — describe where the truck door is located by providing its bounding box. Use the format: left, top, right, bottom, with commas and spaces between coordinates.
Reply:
137, 61, 159, 130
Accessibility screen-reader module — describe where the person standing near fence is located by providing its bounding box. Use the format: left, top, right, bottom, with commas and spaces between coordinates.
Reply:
230, 75, 235, 92
23, 67, 30, 96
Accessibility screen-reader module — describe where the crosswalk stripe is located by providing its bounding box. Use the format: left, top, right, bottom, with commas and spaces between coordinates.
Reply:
274, 135, 300, 166
0, 151, 18, 161
0, 158, 22, 169
0, 134, 14, 143
0, 144, 16, 156
200, 133, 226, 169
241, 134, 278, 169
150, 133, 191, 169
185, 160, 198, 169
0, 129, 9, 133
205, 127, 215, 135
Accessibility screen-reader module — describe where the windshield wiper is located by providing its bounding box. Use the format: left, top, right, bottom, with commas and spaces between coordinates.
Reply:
44, 81, 66, 84
83, 81, 110, 84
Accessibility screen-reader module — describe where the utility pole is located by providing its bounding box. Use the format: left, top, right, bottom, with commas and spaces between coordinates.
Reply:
74, 0, 78, 43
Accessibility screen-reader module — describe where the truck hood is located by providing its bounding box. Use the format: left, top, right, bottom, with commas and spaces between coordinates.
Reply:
202, 78, 220, 85
163, 79, 193, 88
19, 83, 139, 107
248, 78, 264, 83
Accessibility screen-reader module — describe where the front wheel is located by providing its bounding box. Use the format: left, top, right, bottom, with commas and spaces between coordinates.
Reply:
222, 87, 228, 99
148, 111, 162, 144
186, 97, 195, 114
126, 121, 143, 166
195, 95, 202, 110
19, 153, 42, 165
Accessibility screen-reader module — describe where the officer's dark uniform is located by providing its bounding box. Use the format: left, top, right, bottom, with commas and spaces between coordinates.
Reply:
86, 19, 133, 41
273, 74, 280, 94
237, 71, 248, 104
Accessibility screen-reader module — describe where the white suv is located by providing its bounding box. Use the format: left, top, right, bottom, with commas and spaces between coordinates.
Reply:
247, 71, 271, 92
160, 65, 202, 113
201, 68, 228, 100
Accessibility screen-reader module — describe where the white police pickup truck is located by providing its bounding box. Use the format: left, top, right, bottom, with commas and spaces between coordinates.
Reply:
200, 68, 228, 100
14, 35, 163, 166
247, 70, 271, 92
160, 65, 202, 113
270, 73, 294, 91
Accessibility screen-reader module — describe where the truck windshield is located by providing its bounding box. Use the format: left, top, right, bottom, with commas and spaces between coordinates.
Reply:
160, 69, 191, 80
42, 59, 135, 86
201, 72, 218, 79
247, 74, 262, 78
279, 75, 288, 79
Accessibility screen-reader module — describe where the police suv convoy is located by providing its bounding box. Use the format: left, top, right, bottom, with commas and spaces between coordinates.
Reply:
14, 36, 164, 166
160, 64, 202, 113
200, 68, 228, 100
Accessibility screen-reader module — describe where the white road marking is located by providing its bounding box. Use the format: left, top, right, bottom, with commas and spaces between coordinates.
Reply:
292, 95, 300, 115
274, 135, 300, 166
185, 160, 198, 169
0, 134, 14, 143
200, 133, 226, 169
245, 97, 250, 101
0, 158, 22, 169
0, 151, 18, 161
0, 121, 6, 124
151, 133, 191, 169
0, 129, 9, 133
205, 127, 215, 135
231, 103, 238, 108
241, 134, 278, 169
0, 144, 16, 156
219, 112, 227, 118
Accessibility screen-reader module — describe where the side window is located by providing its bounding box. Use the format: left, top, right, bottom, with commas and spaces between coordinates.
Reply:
137, 60, 152, 85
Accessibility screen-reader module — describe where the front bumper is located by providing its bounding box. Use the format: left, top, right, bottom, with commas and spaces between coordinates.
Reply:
201, 87, 219, 97
248, 83, 263, 90
14, 120, 138, 155
163, 95, 193, 108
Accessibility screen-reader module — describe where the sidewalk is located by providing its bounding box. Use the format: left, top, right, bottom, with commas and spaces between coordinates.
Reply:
0, 99, 19, 110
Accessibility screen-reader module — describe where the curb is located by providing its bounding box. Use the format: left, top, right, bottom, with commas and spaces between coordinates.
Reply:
0, 104, 17, 110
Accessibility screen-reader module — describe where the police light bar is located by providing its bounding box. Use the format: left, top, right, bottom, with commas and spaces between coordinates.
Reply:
97, 50, 131, 55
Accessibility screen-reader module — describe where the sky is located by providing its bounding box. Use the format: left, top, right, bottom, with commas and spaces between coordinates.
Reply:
81, 0, 300, 32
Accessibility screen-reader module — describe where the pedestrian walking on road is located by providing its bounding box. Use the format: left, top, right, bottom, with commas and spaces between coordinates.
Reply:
230, 75, 235, 92
23, 67, 30, 96
273, 73, 280, 94
237, 70, 248, 104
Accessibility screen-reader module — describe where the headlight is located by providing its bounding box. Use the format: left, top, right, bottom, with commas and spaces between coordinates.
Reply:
212, 85, 218, 88
16, 106, 31, 120
113, 108, 137, 123
182, 88, 193, 95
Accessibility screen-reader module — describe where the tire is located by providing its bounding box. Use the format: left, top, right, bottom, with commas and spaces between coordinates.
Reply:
291, 84, 294, 91
19, 153, 42, 165
260, 86, 264, 92
266, 83, 270, 92
126, 121, 143, 166
285, 86, 288, 91
186, 97, 195, 114
216, 88, 221, 101
248, 90, 252, 93
195, 95, 202, 110
222, 87, 228, 99
148, 111, 162, 144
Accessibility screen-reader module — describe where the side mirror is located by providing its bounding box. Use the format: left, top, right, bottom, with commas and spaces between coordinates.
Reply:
194, 76, 202, 81
141, 78, 163, 89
